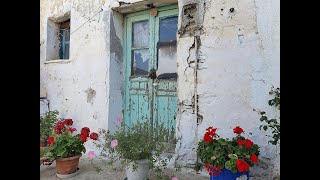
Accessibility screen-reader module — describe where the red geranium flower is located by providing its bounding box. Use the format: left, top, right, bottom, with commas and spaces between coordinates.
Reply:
251, 154, 258, 163
81, 127, 90, 137
206, 126, 217, 136
203, 126, 218, 142
244, 139, 253, 148
40, 143, 44, 147
54, 121, 66, 134
205, 163, 210, 169
68, 127, 77, 133
237, 139, 245, 146
47, 137, 54, 146
64, 119, 73, 126
203, 132, 213, 143
205, 164, 222, 176
233, 126, 244, 134
236, 159, 250, 172
89, 132, 98, 140
62, 120, 67, 125
79, 133, 88, 142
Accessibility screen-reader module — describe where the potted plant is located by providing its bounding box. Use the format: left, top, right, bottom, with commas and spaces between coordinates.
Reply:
197, 126, 260, 180
95, 120, 175, 180
46, 118, 98, 178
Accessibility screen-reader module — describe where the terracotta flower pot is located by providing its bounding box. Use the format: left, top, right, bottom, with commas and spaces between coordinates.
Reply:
56, 154, 81, 175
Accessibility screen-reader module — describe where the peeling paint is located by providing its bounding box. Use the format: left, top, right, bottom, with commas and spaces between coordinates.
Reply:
85, 88, 96, 105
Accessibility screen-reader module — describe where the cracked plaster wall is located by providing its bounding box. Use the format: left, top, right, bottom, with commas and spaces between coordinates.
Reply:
41, 0, 279, 178
175, 0, 279, 179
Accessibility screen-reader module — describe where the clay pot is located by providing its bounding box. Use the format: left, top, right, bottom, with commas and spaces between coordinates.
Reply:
56, 154, 81, 175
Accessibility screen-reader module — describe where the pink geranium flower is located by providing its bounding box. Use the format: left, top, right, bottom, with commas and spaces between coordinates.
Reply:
111, 140, 118, 148
172, 177, 178, 180
116, 116, 121, 123
87, 151, 96, 159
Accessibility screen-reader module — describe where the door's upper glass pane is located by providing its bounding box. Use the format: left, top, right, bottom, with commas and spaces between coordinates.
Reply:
159, 16, 178, 41
132, 49, 149, 76
132, 20, 149, 48
157, 45, 177, 78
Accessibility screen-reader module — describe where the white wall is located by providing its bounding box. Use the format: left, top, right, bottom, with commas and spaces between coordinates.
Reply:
40, 0, 110, 152
41, 0, 279, 178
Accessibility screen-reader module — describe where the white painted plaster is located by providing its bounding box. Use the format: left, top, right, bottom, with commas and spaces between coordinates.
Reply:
40, 0, 110, 153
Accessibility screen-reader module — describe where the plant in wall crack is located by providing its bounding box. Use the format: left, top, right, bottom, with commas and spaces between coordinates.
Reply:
256, 86, 280, 145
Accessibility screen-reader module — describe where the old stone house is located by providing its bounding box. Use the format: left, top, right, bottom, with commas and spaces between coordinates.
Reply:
40, 0, 279, 179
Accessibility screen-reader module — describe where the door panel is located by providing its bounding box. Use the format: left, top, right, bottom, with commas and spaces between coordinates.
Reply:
153, 9, 178, 141
125, 14, 153, 127
153, 80, 177, 142
128, 79, 151, 125
124, 6, 178, 140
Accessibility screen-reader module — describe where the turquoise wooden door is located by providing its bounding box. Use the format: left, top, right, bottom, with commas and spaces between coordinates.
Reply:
124, 5, 178, 141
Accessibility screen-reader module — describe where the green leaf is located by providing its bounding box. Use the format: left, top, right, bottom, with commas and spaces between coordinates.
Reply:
230, 167, 237, 173
228, 154, 238, 160
225, 161, 232, 170
218, 139, 228, 146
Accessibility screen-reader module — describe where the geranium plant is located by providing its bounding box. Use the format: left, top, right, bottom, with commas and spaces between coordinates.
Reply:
47, 119, 98, 160
197, 126, 260, 176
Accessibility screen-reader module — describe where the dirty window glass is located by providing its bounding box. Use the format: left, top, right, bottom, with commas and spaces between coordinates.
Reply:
157, 16, 178, 79
159, 16, 178, 41
158, 45, 177, 76
59, 19, 70, 59
132, 49, 149, 76
131, 20, 150, 76
132, 20, 149, 48
59, 28, 70, 59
